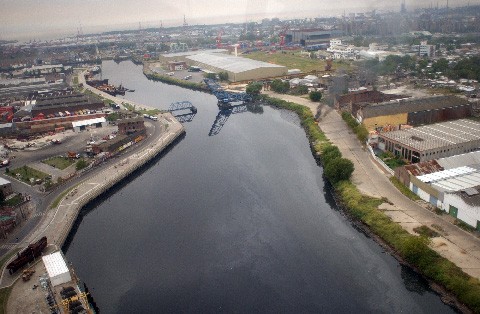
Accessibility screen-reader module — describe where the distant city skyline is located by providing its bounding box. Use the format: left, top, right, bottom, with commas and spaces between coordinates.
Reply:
0, 0, 472, 41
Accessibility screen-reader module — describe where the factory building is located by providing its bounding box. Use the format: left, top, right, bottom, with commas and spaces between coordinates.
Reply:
185, 53, 287, 82
159, 49, 229, 63
355, 95, 471, 131
378, 119, 480, 163
334, 90, 406, 112
285, 29, 343, 46
394, 151, 480, 230
21, 90, 104, 117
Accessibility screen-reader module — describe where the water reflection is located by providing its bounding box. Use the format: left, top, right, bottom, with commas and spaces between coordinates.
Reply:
209, 102, 263, 136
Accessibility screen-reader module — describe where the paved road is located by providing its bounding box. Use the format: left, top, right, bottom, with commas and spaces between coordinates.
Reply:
265, 91, 480, 280
0, 71, 174, 269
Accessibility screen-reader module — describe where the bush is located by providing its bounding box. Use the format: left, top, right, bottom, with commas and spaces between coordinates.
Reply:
289, 85, 309, 95
218, 71, 229, 81
341, 111, 369, 143
270, 79, 290, 93
204, 73, 216, 79
324, 158, 354, 184
322, 145, 342, 166
246, 82, 263, 96
76, 159, 89, 171
309, 90, 322, 102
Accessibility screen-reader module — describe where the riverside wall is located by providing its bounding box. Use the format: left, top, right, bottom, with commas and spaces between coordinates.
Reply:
54, 117, 184, 247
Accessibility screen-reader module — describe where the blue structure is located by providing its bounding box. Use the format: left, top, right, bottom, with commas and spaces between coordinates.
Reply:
204, 79, 252, 104
208, 104, 249, 136
168, 101, 197, 123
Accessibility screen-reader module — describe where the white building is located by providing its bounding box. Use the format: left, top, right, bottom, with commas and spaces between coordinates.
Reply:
419, 41, 435, 58
42, 251, 72, 287
407, 155, 480, 230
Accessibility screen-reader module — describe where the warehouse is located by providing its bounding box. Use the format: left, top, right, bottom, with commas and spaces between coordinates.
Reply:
378, 119, 480, 163
42, 251, 72, 287
411, 166, 480, 230
355, 95, 471, 131
185, 53, 287, 82
159, 49, 228, 63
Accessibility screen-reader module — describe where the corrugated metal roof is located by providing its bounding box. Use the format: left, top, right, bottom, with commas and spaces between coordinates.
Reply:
432, 172, 480, 191
437, 151, 480, 169
186, 53, 286, 74
42, 251, 69, 277
362, 95, 468, 118
161, 49, 228, 58
380, 119, 480, 152
72, 117, 106, 128
417, 166, 476, 183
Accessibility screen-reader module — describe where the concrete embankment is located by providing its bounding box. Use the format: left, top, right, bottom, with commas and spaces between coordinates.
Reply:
52, 114, 184, 248
0, 71, 186, 288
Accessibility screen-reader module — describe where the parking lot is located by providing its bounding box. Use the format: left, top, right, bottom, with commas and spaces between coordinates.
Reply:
150, 63, 206, 83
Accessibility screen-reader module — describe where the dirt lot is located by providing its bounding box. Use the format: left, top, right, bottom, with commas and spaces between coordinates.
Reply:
149, 63, 206, 83
5, 124, 117, 165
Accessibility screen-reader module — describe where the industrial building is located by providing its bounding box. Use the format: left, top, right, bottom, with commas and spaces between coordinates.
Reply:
355, 95, 471, 131
159, 49, 229, 63
394, 151, 480, 230
24, 91, 104, 117
42, 251, 72, 287
285, 29, 343, 46
334, 90, 406, 112
378, 119, 480, 163
185, 53, 287, 82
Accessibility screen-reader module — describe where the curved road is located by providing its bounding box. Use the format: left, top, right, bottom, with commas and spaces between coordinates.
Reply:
0, 70, 174, 283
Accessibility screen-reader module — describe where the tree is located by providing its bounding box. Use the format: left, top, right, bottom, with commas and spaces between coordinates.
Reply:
324, 158, 354, 184
76, 159, 89, 171
218, 72, 229, 81
270, 79, 289, 93
204, 73, 216, 79
289, 85, 309, 95
309, 90, 322, 102
246, 82, 263, 96
322, 145, 342, 166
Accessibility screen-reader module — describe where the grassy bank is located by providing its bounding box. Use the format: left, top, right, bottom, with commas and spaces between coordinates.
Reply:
264, 94, 480, 313
341, 111, 369, 143
389, 177, 421, 201
143, 71, 208, 92
0, 287, 11, 314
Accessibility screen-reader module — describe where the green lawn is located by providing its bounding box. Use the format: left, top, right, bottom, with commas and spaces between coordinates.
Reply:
0, 287, 11, 314
42, 156, 75, 170
3, 194, 23, 207
243, 51, 355, 73
7, 166, 49, 185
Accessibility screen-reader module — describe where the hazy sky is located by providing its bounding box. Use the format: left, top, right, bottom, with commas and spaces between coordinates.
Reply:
0, 0, 470, 41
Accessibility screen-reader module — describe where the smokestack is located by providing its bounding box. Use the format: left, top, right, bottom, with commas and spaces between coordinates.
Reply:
235, 45, 238, 57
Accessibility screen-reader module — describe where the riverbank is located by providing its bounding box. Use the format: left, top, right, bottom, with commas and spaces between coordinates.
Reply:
259, 93, 480, 313
143, 62, 208, 92
0, 69, 186, 311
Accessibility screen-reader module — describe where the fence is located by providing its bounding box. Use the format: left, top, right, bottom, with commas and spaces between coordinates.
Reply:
366, 144, 395, 176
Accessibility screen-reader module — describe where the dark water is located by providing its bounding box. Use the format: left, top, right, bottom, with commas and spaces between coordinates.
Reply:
65, 61, 456, 313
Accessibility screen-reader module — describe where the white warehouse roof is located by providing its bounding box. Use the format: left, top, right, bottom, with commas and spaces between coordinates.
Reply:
437, 151, 480, 170
42, 251, 72, 286
72, 117, 106, 128
186, 53, 286, 74
161, 49, 228, 58
416, 166, 480, 192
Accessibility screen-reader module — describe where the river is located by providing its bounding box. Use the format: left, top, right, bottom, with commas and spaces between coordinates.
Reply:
65, 60, 457, 313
